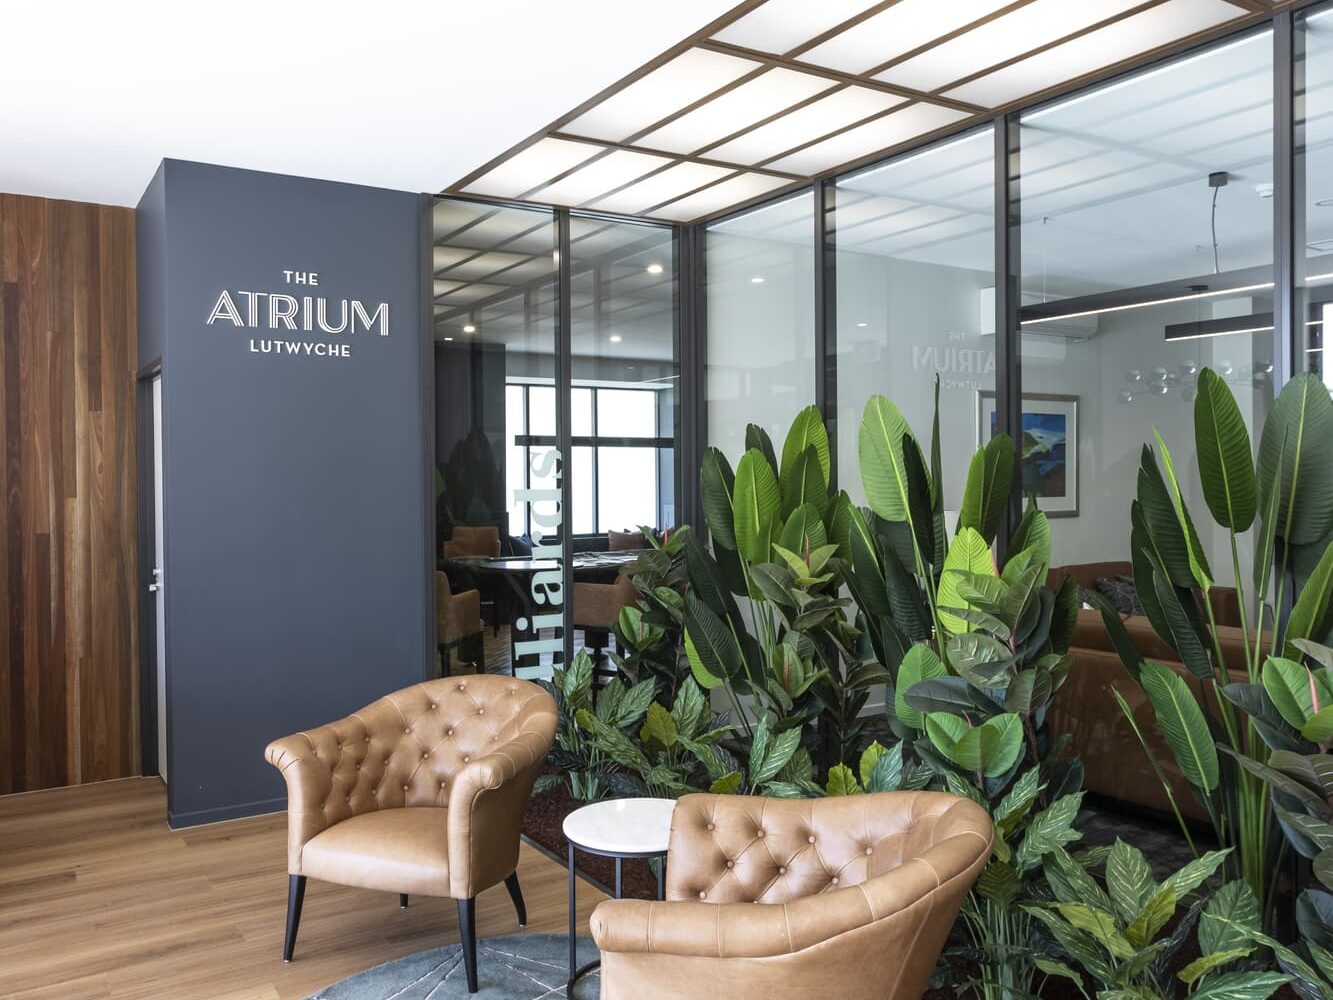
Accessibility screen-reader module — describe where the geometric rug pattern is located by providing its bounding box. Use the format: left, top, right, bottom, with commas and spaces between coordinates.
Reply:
309, 934, 600, 999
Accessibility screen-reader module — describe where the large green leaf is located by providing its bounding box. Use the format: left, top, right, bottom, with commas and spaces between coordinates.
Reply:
824, 763, 863, 796
923, 712, 1023, 777
1286, 540, 1333, 658
1154, 430, 1213, 591
895, 644, 948, 729
745, 424, 778, 478
700, 447, 738, 551
1053, 903, 1135, 959
1195, 367, 1258, 532
902, 434, 937, 566
1264, 655, 1333, 728
1008, 496, 1052, 572
1199, 880, 1261, 957
780, 444, 829, 519
1141, 659, 1219, 791
1188, 972, 1290, 1000
1136, 446, 1196, 590
682, 592, 744, 684
1258, 371, 1333, 546
779, 405, 830, 496
859, 395, 915, 524
1106, 839, 1157, 924
777, 503, 829, 558
947, 632, 1016, 688
732, 448, 781, 564
958, 433, 1016, 546
937, 527, 995, 634
1149, 564, 1215, 680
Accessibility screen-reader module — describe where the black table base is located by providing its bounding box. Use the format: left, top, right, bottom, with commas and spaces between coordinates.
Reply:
567, 841, 665, 997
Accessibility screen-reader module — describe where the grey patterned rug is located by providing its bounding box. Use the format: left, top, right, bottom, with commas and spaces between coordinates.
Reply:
309, 934, 599, 999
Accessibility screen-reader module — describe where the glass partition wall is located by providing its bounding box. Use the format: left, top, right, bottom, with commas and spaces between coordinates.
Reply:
432, 199, 679, 678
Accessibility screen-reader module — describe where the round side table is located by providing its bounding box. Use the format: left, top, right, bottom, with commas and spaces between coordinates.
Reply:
563, 796, 675, 997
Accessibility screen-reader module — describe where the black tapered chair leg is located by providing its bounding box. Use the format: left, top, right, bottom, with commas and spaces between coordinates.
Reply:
504, 871, 527, 927
283, 874, 307, 963
458, 897, 479, 993
400, 893, 409, 909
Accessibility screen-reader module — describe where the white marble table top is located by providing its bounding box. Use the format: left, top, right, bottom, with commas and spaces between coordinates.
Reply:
561, 797, 676, 855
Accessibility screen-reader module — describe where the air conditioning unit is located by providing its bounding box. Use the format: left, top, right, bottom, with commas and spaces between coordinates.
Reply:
979, 287, 1100, 342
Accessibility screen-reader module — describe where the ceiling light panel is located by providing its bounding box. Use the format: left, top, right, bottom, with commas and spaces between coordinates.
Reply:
767, 103, 969, 174
439, 250, 534, 281
877, 0, 1148, 93
563, 48, 759, 142
588, 161, 735, 215
462, 137, 603, 198
708, 86, 904, 165
943, 0, 1245, 108
712, 0, 884, 55
801, 0, 1018, 76
529, 149, 673, 206
638, 68, 836, 154
645, 172, 789, 222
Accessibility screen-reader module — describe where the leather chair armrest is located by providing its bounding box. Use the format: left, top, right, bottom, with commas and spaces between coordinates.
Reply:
447, 722, 555, 898
265, 729, 341, 872
456, 588, 481, 632
591, 852, 947, 959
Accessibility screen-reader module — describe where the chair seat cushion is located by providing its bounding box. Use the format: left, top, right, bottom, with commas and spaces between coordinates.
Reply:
300, 807, 451, 896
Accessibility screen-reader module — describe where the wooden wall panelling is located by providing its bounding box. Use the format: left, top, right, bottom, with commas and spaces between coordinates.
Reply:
0, 193, 140, 794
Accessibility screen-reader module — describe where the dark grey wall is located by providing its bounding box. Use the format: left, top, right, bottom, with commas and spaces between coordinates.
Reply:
137, 160, 431, 827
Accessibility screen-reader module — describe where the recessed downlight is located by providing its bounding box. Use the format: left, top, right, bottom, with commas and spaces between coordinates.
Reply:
443, 336, 454, 342
646, 263, 664, 275
856, 322, 868, 328
609, 334, 623, 343
750, 276, 765, 284
463, 324, 477, 333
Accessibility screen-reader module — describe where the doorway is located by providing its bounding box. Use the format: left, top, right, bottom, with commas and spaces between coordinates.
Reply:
136, 367, 167, 782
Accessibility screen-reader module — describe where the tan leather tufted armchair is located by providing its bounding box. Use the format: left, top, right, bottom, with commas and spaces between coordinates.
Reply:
590, 791, 992, 1000
264, 675, 556, 993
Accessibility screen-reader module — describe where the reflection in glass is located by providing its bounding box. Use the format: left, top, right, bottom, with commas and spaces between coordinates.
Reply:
433, 199, 563, 680
1017, 29, 1274, 582
706, 192, 817, 462
835, 128, 995, 513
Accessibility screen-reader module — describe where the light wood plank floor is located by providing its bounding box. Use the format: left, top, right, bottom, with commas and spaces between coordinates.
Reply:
0, 778, 605, 1000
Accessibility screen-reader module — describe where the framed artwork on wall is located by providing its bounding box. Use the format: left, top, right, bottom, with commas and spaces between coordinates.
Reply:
977, 391, 1079, 517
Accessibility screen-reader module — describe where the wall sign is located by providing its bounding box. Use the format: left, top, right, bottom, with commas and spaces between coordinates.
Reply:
205, 268, 389, 359
511, 447, 566, 678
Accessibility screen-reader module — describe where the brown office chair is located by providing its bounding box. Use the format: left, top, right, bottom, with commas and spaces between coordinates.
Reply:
573, 574, 639, 679
264, 675, 557, 994
591, 791, 992, 1000
443, 524, 501, 559
437, 571, 483, 675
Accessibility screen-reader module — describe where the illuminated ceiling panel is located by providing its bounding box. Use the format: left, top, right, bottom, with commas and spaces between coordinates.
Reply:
446, 0, 1295, 224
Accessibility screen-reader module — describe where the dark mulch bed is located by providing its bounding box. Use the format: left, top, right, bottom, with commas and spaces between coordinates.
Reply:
523, 779, 661, 900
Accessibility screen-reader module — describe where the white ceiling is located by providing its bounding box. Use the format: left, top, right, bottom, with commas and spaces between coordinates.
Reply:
0, 0, 737, 207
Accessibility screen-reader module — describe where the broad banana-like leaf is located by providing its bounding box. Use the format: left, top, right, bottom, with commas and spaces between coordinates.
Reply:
779, 405, 830, 495
1286, 540, 1333, 658
1194, 367, 1258, 531
859, 395, 915, 524
700, 447, 738, 551
745, 424, 778, 478
1007, 496, 1052, 572
929, 375, 947, 569
732, 448, 781, 565
1264, 655, 1333, 728
1050, 575, 1079, 653
683, 632, 723, 690
682, 592, 744, 684
1259, 371, 1333, 546
777, 502, 828, 557
894, 644, 948, 729
780, 444, 828, 519
902, 434, 936, 566
937, 527, 995, 635
1140, 659, 1219, 792
957, 433, 1016, 546
1136, 446, 1197, 590
1154, 429, 1214, 591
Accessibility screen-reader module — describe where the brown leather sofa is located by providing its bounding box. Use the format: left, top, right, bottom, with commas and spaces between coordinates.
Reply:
264, 675, 557, 993
1048, 561, 1254, 821
590, 791, 992, 1000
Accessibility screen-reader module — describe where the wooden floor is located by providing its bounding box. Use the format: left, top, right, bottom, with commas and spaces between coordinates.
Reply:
0, 778, 606, 999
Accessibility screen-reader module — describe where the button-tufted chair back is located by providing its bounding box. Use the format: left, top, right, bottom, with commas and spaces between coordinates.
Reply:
266, 675, 555, 874
665, 790, 981, 905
